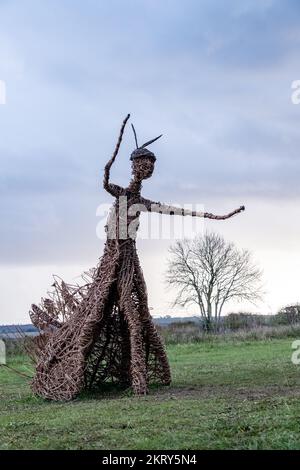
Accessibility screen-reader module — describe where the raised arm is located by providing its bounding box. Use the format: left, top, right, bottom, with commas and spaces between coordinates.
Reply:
139, 197, 245, 220
103, 114, 130, 197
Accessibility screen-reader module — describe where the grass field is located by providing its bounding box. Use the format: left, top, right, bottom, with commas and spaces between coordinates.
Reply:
1, 338, 300, 450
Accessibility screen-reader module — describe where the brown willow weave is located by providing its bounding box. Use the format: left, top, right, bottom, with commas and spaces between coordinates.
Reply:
30, 115, 244, 401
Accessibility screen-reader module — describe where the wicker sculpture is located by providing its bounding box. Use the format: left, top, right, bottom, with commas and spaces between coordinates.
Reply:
30, 115, 245, 400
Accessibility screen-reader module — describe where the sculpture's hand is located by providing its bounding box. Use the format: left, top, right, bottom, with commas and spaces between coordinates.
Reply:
204, 205, 245, 220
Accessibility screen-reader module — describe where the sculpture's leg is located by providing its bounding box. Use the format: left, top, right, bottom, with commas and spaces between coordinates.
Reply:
117, 308, 131, 386
119, 293, 148, 395
142, 314, 171, 385
133, 254, 171, 385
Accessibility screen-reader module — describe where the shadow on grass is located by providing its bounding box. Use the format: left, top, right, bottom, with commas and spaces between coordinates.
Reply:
77, 382, 172, 402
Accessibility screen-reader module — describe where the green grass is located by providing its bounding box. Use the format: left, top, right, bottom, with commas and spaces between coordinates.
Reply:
1, 338, 300, 449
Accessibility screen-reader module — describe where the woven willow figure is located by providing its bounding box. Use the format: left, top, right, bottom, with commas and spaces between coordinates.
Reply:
30, 115, 245, 400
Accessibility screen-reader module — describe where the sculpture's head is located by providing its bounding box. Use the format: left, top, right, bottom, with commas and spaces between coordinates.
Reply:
130, 125, 161, 181
131, 154, 155, 181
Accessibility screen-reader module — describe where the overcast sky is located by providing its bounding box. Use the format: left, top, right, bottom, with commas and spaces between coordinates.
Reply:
1, 0, 300, 324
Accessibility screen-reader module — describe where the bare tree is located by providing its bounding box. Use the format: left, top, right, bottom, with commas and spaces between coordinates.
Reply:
166, 232, 263, 331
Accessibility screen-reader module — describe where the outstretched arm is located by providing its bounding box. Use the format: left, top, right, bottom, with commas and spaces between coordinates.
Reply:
103, 114, 130, 197
139, 197, 245, 220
